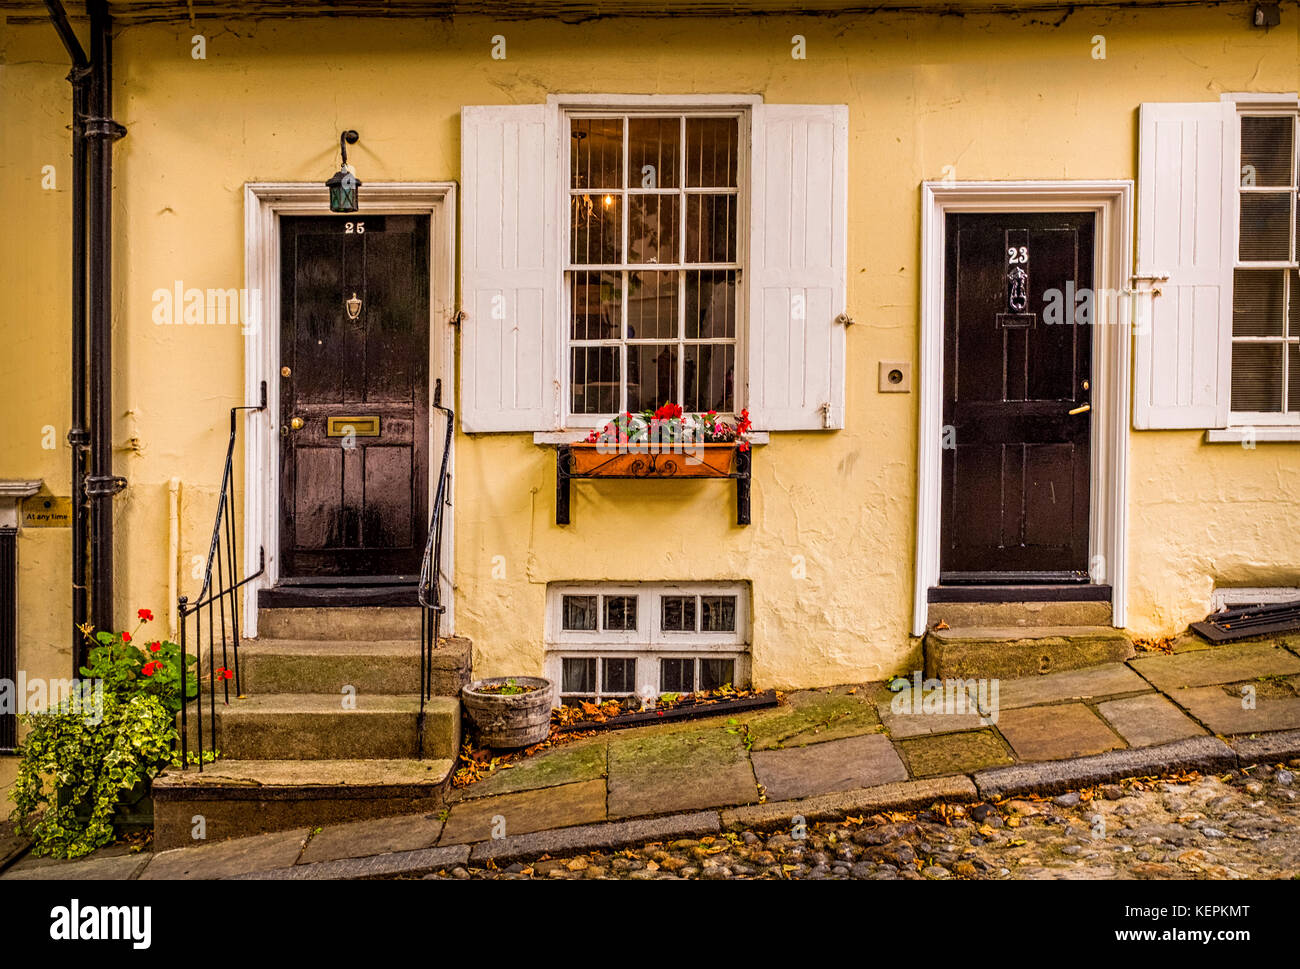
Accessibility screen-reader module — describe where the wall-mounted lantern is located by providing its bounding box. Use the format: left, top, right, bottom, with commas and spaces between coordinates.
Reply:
326, 130, 361, 213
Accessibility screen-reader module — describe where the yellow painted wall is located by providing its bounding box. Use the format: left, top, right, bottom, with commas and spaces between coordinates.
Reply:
1, 7, 1297, 760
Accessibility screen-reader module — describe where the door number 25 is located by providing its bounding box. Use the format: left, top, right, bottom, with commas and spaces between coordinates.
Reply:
344, 221, 366, 234
1007, 246, 1029, 264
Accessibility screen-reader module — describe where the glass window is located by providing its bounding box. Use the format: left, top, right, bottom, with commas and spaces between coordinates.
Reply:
699, 658, 736, 691
562, 595, 598, 631
661, 595, 696, 632
567, 113, 741, 418
561, 657, 596, 701
602, 658, 637, 695
603, 595, 638, 631
660, 658, 695, 693
700, 595, 737, 632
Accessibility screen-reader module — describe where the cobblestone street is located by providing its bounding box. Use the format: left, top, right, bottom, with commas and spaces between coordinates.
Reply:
425, 764, 1300, 880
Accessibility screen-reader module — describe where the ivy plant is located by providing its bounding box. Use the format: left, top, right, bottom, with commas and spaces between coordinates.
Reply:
10, 692, 175, 859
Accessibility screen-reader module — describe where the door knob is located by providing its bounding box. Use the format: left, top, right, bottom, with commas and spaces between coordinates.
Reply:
289, 417, 305, 430
1068, 403, 1091, 415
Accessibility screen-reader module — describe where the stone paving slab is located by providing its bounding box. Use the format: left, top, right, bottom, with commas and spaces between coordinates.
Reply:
1130, 642, 1300, 693
236, 843, 471, 880
995, 703, 1125, 762
1170, 685, 1300, 736
973, 736, 1238, 798
744, 687, 882, 750
141, 828, 310, 880
439, 778, 607, 845
299, 811, 445, 864
998, 664, 1151, 709
607, 723, 757, 817
470, 811, 722, 864
751, 733, 906, 800
454, 738, 607, 800
3, 848, 150, 881
899, 729, 1014, 777
874, 682, 992, 738
1097, 693, 1205, 747
721, 776, 979, 830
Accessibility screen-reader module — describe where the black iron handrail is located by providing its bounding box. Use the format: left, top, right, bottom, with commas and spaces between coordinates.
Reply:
175, 382, 267, 770
416, 378, 454, 757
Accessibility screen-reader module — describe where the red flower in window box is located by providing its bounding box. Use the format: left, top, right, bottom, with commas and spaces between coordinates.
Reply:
137, 608, 154, 622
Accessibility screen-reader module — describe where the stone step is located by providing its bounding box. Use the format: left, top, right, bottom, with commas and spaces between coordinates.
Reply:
151, 758, 453, 850
924, 625, 1133, 680
180, 694, 459, 761
928, 600, 1112, 629
202, 636, 472, 697
256, 606, 425, 641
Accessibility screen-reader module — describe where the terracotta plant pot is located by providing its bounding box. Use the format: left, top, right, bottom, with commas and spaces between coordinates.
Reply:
461, 676, 554, 749
567, 442, 736, 478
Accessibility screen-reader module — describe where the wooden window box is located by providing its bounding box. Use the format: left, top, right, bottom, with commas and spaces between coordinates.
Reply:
555, 443, 751, 526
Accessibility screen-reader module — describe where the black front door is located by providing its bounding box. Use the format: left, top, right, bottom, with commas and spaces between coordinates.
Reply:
279, 215, 430, 579
940, 212, 1094, 582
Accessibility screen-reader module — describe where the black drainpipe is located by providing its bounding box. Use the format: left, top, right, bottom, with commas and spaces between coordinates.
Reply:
43, 1, 92, 671
45, 0, 125, 659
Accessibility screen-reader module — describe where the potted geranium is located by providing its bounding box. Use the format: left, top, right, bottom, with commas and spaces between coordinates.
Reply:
569, 403, 752, 477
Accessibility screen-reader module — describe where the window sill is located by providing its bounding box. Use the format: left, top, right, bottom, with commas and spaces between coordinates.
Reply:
1204, 427, 1300, 444
535, 430, 770, 446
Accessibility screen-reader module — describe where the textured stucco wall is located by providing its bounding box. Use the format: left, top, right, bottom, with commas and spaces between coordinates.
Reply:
0, 6, 1297, 735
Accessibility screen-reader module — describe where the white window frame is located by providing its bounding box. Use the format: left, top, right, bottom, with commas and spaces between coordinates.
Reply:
553, 95, 756, 431
1228, 103, 1300, 425
545, 581, 751, 702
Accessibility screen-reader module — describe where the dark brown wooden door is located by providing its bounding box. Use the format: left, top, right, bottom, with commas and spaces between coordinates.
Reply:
941, 212, 1094, 582
279, 214, 430, 579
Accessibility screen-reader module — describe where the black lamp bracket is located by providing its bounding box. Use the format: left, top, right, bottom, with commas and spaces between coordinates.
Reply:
340, 129, 359, 168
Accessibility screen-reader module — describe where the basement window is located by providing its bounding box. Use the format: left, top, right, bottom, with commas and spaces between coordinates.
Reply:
546, 582, 750, 705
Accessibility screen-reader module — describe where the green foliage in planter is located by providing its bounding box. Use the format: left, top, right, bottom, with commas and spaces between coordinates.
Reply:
79, 622, 198, 716
10, 692, 175, 859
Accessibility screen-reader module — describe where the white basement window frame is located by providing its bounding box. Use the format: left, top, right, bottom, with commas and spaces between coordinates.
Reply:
564, 109, 749, 428
1230, 107, 1300, 423
544, 581, 751, 705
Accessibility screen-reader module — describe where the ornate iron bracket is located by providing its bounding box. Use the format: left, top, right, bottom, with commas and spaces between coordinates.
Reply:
83, 474, 126, 497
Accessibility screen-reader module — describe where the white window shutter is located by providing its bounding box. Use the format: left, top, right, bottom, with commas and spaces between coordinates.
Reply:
1134, 101, 1235, 429
747, 104, 849, 430
460, 104, 561, 432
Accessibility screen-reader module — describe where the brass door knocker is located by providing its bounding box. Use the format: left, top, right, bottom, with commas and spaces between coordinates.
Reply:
345, 292, 362, 321
1008, 266, 1028, 313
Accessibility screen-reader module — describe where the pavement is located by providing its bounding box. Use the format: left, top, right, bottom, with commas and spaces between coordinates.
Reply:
6, 635, 1300, 880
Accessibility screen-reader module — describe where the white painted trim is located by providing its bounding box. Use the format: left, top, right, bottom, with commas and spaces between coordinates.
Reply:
532, 430, 770, 446
242, 182, 458, 638
548, 93, 763, 109
1205, 427, 1300, 443
913, 180, 1134, 636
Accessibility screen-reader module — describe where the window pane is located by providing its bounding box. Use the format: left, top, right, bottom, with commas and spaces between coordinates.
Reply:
571, 118, 623, 190
1231, 343, 1284, 412
1233, 269, 1286, 338
562, 657, 597, 694
571, 346, 620, 414
699, 658, 736, 692
627, 271, 678, 340
700, 595, 737, 632
685, 194, 738, 263
660, 658, 695, 693
562, 595, 599, 631
683, 344, 735, 414
571, 194, 622, 265
628, 194, 679, 265
570, 271, 622, 341
627, 343, 679, 413
661, 595, 696, 631
602, 658, 636, 694
628, 117, 680, 189
1291, 345, 1300, 412
685, 118, 738, 188
604, 595, 638, 631
1241, 116, 1295, 187
1292, 270, 1300, 338
1239, 192, 1293, 261
685, 270, 737, 339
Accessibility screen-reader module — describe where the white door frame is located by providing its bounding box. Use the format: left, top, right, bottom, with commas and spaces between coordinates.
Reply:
913, 180, 1133, 636
242, 182, 458, 637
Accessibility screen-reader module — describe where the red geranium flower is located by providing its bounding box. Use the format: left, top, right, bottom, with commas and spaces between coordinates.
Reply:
121, 631, 132, 643
141, 661, 156, 677
652, 402, 683, 421
137, 608, 154, 622
149, 642, 161, 653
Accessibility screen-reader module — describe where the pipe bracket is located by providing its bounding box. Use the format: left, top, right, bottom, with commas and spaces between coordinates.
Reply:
82, 117, 127, 141
84, 474, 126, 497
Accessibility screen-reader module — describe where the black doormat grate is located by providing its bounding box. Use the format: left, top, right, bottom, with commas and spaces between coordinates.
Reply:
1191, 600, 1300, 643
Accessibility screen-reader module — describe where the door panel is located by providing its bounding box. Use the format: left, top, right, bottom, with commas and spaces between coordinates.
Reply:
279, 215, 430, 579
941, 212, 1094, 581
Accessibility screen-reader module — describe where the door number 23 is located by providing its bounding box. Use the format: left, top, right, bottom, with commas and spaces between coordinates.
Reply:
1007, 246, 1029, 264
